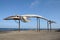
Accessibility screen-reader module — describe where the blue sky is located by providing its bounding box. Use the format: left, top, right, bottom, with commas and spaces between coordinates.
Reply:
0, 0, 60, 29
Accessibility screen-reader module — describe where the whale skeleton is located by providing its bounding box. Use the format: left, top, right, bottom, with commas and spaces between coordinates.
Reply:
4, 14, 48, 22
4, 14, 55, 32
4, 14, 48, 32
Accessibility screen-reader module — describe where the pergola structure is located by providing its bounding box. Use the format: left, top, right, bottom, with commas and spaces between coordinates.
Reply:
4, 14, 55, 32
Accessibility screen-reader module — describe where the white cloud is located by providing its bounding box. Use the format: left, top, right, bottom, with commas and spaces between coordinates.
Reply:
30, 0, 39, 8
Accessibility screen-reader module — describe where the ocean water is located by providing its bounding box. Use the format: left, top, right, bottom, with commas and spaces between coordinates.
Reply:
0, 28, 36, 31
0, 28, 18, 31
0, 28, 59, 31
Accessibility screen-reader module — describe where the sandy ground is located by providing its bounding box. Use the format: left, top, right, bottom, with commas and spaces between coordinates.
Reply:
0, 30, 60, 40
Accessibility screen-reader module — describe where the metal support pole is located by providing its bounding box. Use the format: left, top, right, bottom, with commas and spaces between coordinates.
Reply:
19, 20, 20, 32
47, 21, 49, 31
39, 18, 40, 32
37, 18, 39, 32
50, 23, 51, 32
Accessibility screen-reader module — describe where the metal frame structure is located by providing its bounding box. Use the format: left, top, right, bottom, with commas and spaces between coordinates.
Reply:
19, 20, 20, 32
37, 17, 40, 32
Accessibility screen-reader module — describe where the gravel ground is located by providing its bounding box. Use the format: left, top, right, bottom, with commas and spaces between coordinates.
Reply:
0, 30, 60, 40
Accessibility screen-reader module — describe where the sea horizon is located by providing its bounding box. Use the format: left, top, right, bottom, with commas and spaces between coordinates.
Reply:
0, 28, 59, 31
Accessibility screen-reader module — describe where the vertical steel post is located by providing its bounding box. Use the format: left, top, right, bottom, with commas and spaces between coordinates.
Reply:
50, 23, 51, 32
39, 18, 40, 32
47, 21, 49, 31
37, 18, 38, 32
19, 20, 20, 32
